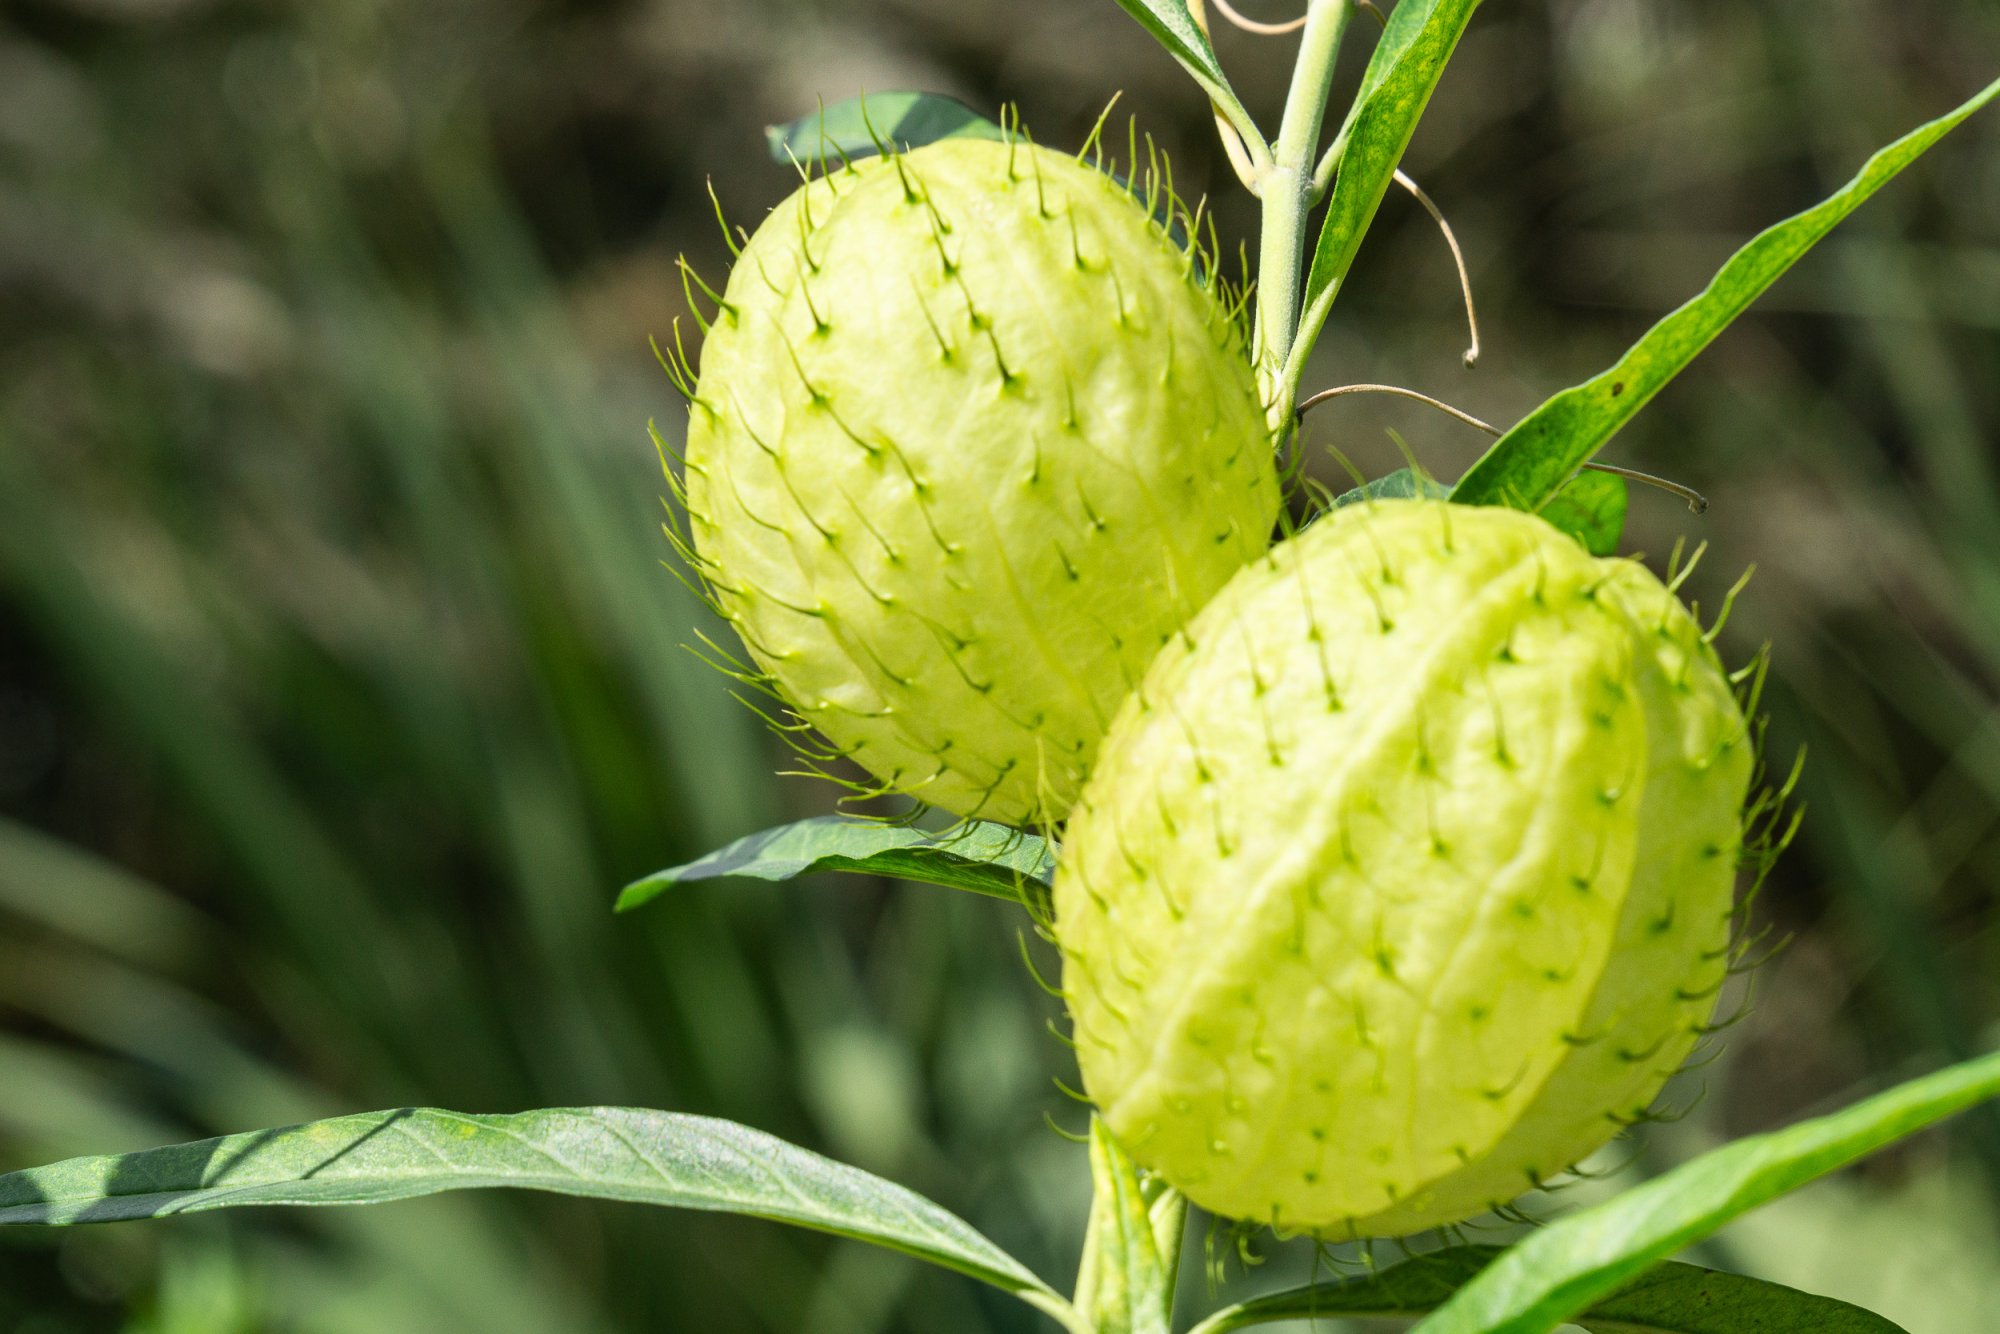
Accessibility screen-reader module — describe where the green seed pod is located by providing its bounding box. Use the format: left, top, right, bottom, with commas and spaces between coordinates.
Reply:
1055, 499, 1755, 1236
681, 138, 1277, 826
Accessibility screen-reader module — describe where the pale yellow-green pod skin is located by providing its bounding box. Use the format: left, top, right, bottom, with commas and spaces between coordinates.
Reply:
1055, 499, 1753, 1236
684, 140, 1278, 825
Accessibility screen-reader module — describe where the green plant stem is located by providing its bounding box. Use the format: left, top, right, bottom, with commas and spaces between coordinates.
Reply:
1072, 14, 1357, 1325
1026, 1291, 1098, 1334
1148, 1187, 1187, 1313
1073, 1118, 1182, 1333
1254, 0, 1352, 418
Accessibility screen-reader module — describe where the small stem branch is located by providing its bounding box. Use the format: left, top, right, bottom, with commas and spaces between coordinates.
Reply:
1022, 1290, 1097, 1334
1255, 0, 1353, 408
1294, 383, 1712, 512
1205, 82, 1274, 175
1188, 0, 1275, 183
1215, 110, 1262, 194
1276, 278, 1335, 417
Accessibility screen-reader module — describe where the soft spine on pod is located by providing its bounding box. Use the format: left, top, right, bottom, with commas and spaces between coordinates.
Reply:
1055, 499, 1784, 1237
663, 130, 1279, 827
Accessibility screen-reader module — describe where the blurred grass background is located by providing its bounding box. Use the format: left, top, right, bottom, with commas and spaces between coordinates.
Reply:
0, 0, 1996, 1329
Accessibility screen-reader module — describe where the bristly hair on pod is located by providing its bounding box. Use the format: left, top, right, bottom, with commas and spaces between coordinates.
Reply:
1202, 1214, 1271, 1292
1053, 498, 1783, 1240
1089, 115, 1250, 342
1564, 561, 1800, 1160
656, 161, 928, 819
653, 411, 944, 823
668, 106, 1276, 827
1658, 554, 1801, 986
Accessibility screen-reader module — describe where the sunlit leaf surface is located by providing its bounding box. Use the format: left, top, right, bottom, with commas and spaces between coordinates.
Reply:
619, 816, 1054, 913
1414, 1050, 2000, 1333
1299, 0, 1483, 342
1452, 74, 2000, 511
0, 1107, 1060, 1304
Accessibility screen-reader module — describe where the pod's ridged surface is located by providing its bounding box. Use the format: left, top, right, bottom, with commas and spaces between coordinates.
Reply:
685, 139, 1278, 825
1055, 500, 1753, 1235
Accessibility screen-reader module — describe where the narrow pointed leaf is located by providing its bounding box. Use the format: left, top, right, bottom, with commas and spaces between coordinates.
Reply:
1299, 0, 1483, 334
765, 93, 1003, 167
1109, 0, 1232, 94
0, 1107, 1061, 1305
618, 816, 1054, 913
1574, 1264, 1905, 1333
1413, 1049, 2000, 1334
1188, 1247, 1901, 1333
1452, 74, 2000, 512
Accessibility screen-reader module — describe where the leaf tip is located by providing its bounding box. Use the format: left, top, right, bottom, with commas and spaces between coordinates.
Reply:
614, 876, 671, 914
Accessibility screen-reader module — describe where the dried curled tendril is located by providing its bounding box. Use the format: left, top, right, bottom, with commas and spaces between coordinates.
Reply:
1207, 0, 1307, 37
1296, 384, 1711, 514
1210, 0, 1699, 515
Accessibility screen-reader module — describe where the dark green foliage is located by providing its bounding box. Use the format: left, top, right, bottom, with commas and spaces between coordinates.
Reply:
1540, 470, 1629, 557
1329, 466, 1621, 553
1194, 1246, 1904, 1333
765, 93, 1005, 167
1421, 1050, 2000, 1332
1294, 0, 1483, 377
619, 817, 1054, 915
0, 1108, 1057, 1303
1331, 465, 1453, 506
1451, 73, 2000, 511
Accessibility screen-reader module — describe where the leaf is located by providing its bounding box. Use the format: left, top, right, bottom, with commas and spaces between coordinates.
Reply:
1539, 469, 1629, 557
1331, 466, 1452, 507
617, 816, 1055, 914
0, 1107, 1065, 1310
761, 93, 1190, 252
1323, 464, 1622, 555
1299, 0, 1483, 338
1451, 73, 2000, 512
1188, 1245, 1492, 1332
1412, 1048, 2000, 1334
1074, 1118, 1181, 1334
1575, 1264, 1906, 1333
1108, 0, 1232, 96
1186, 1247, 1902, 1334
765, 93, 1004, 167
